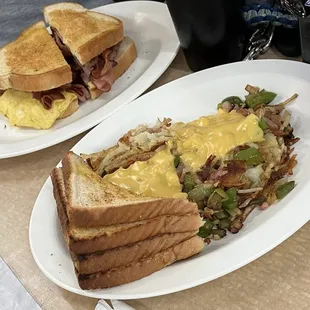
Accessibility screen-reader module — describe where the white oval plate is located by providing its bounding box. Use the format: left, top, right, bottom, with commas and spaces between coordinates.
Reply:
0, 1, 179, 159
30, 60, 310, 300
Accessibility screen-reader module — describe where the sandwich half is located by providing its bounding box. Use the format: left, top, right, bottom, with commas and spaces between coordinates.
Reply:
44, 2, 137, 99
0, 22, 85, 129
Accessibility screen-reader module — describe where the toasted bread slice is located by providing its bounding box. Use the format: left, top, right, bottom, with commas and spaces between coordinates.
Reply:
43, 2, 124, 65
73, 231, 198, 275
87, 36, 137, 100
0, 22, 72, 92
51, 166, 202, 254
76, 236, 204, 290
55, 152, 198, 228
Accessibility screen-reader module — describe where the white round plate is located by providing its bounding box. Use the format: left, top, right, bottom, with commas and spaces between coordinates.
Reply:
30, 60, 310, 300
0, 1, 179, 159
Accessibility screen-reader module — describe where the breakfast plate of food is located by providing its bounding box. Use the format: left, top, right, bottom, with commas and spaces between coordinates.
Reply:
0, 1, 179, 158
29, 59, 310, 299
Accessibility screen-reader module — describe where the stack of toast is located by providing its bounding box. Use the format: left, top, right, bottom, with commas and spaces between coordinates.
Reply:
51, 152, 204, 290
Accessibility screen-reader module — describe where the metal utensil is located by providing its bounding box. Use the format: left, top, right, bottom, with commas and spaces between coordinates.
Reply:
280, 0, 306, 18
95, 300, 135, 310
243, 23, 275, 61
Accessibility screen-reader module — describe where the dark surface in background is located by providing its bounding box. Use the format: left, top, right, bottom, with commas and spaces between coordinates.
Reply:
0, 0, 113, 46
166, 0, 245, 71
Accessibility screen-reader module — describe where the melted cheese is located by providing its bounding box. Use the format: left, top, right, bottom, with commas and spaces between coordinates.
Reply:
0, 89, 77, 129
171, 109, 264, 171
104, 109, 264, 198
104, 148, 187, 199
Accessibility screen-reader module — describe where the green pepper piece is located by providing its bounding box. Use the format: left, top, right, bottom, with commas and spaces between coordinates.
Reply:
207, 192, 223, 210
215, 210, 230, 219
212, 219, 220, 225
197, 219, 213, 238
211, 229, 227, 238
196, 201, 205, 210
214, 188, 228, 199
276, 181, 295, 199
234, 147, 264, 166
222, 96, 244, 106
226, 207, 242, 217
204, 219, 214, 230
183, 173, 196, 193
249, 196, 265, 206
222, 188, 238, 210
174, 155, 181, 168
245, 90, 277, 109
258, 119, 268, 132
218, 219, 232, 229
198, 226, 210, 238
188, 185, 214, 203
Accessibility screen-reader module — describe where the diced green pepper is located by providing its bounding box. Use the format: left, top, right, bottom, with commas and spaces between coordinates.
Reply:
212, 219, 220, 225
211, 229, 227, 238
174, 155, 181, 168
207, 192, 223, 210
249, 196, 265, 206
218, 219, 232, 229
183, 173, 196, 193
198, 226, 210, 238
217, 96, 244, 109
197, 219, 213, 238
276, 181, 295, 199
215, 210, 230, 219
258, 119, 269, 131
222, 96, 244, 106
196, 201, 205, 210
234, 147, 264, 166
188, 185, 214, 203
222, 188, 238, 210
214, 188, 228, 199
245, 90, 277, 109
226, 207, 242, 217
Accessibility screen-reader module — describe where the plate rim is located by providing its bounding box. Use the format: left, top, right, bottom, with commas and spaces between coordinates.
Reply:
0, 1, 179, 159
29, 59, 310, 299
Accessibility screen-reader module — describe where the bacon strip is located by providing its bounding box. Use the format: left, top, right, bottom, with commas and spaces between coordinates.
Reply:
65, 84, 90, 102
52, 28, 121, 94
197, 155, 216, 181
32, 90, 65, 110
90, 47, 119, 92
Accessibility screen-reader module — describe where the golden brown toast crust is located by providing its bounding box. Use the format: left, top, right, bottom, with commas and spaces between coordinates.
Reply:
0, 21, 72, 91
73, 231, 198, 275
2, 66, 72, 92
69, 213, 202, 254
77, 236, 204, 290
51, 168, 70, 247
78, 25, 124, 66
43, 3, 124, 65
